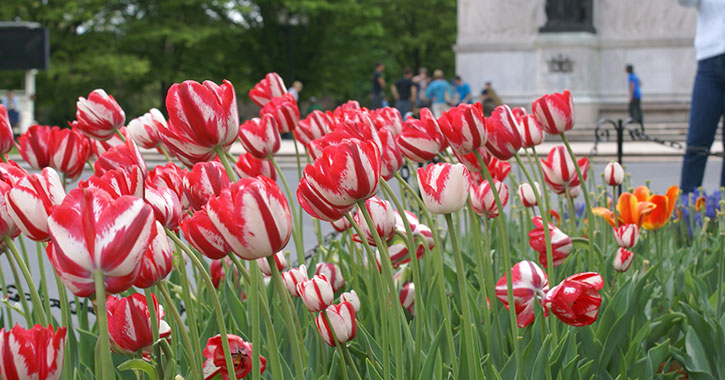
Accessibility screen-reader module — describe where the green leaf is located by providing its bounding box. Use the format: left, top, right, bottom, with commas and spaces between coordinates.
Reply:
118, 359, 158, 380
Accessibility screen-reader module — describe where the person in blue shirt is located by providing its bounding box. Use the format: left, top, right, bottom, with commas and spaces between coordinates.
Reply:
424, 69, 454, 117
626, 65, 642, 123
453, 75, 471, 105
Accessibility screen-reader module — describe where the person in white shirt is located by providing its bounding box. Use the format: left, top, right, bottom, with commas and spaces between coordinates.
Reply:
288, 81, 303, 102
678, 0, 725, 193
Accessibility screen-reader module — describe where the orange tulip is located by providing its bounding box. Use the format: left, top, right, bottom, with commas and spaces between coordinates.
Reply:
695, 196, 706, 212
592, 192, 656, 227
634, 185, 679, 230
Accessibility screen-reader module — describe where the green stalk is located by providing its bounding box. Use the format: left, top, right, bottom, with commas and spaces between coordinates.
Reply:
35, 242, 52, 321
468, 206, 493, 367
171, 243, 203, 373
166, 230, 237, 380
474, 151, 523, 379
248, 259, 262, 380
322, 311, 350, 380
114, 128, 126, 142
269, 155, 305, 266
5, 245, 33, 324
214, 146, 238, 182
530, 147, 552, 214
93, 271, 114, 380
158, 144, 174, 162
53, 271, 73, 380
291, 135, 306, 259
143, 287, 161, 379
253, 261, 284, 380
480, 218, 506, 363
445, 213, 478, 378
158, 281, 200, 379
341, 343, 364, 380
4, 236, 47, 325
718, 202, 725, 317
0, 258, 11, 327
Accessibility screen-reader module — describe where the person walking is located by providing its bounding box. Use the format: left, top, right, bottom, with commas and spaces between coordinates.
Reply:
413, 67, 431, 109
392, 68, 417, 117
626, 65, 643, 123
288, 81, 303, 101
678, 0, 725, 193
2, 91, 19, 128
480, 82, 502, 116
371, 62, 386, 109
453, 75, 471, 105
423, 69, 453, 118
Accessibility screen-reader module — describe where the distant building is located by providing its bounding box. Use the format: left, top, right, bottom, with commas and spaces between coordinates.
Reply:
455, 0, 696, 124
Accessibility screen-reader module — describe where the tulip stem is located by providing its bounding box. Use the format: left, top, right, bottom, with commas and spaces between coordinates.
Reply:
248, 259, 262, 380
4, 236, 48, 325
474, 151, 523, 379
171, 243, 203, 374
165, 229, 237, 380
214, 146, 238, 182
93, 271, 115, 380
114, 128, 126, 142
251, 261, 284, 380
467, 205, 494, 368
4, 245, 33, 324
35, 242, 52, 321
143, 288, 161, 378
158, 144, 174, 162
291, 134, 306, 261
530, 147, 552, 217
158, 280, 200, 379
560, 133, 596, 269
445, 212, 479, 378
717, 208, 725, 318
269, 155, 305, 266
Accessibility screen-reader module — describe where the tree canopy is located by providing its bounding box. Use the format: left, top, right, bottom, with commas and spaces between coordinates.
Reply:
0, 0, 456, 125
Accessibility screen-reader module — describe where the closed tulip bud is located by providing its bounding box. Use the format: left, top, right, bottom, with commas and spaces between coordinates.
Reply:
71, 89, 125, 141
417, 163, 473, 214
203, 334, 266, 380
160, 79, 239, 166
207, 177, 292, 260
545, 272, 603, 326
370, 106, 403, 135
470, 179, 509, 218
146, 162, 188, 210
513, 107, 545, 148
128, 108, 166, 149
180, 207, 230, 260
183, 161, 231, 211
330, 216, 352, 232
604, 162, 624, 186
49, 127, 91, 181
295, 110, 333, 145
518, 182, 540, 207
438, 103, 486, 155
257, 252, 287, 276
315, 302, 357, 347
316, 262, 345, 293
396, 108, 446, 163
613, 223, 639, 248
297, 179, 354, 222
297, 274, 334, 312
340, 290, 361, 312
485, 105, 523, 160
248, 72, 287, 107
145, 185, 182, 230
541, 145, 589, 195
17, 125, 52, 170
353, 196, 396, 245
6, 168, 66, 242
0, 106, 13, 155
282, 265, 308, 297
495, 261, 549, 328
80, 166, 144, 199
134, 222, 174, 288
399, 282, 415, 315
106, 293, 171, 354
454, 147, 512, 183
260, 93, 299, 133
532, 89, 574, 135
528, 216, 572, 268
94, 137, 147, 177
238, 114, 281, 159
47, 187, 154, 296
0, 324, 66, 380
613, 247, 634, 272
378, 127, 403, 181
234, 152, 276, 181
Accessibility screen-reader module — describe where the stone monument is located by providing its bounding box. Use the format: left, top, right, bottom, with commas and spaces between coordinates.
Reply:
455, 0, 697, 124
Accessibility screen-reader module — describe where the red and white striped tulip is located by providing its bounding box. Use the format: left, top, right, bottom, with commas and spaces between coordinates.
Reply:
0, 181, 20, 242
330, 216, 352, 233
399, 282, 415, 315
417, 163, 473, 214
49, 127, 91, 181
370, 107, 403, 135
207, 176, 292, 260
297, 274, 334, 312
512, 107, 545, 148
282, 265, 308, 297
613, 223, 639, 248
340, 290, 361, 312
495, 260, 549, 328
94, 137, 147, 177
438, 103, 486, 155
134, 221, 173, 288
396, 108, 445, 163
71, 89, 125, 141
353, 196, 396, 245
532, 89, 574, 135
183, 161, 231, 211
604, 161, 624, 186
160, 79, 239, 166
297, 178, 354, 223
470, 179, 509, 218
540, 145, 589, 195
316, 262, 345, 293
6, 168, 66, 242
613, 247, 634, 272
518, 182, 540, 208
454, 147, 512, 183
203, 334, 266, 380
0, 324, 66, 380
17, 125, 52, 170
128, 108, 165, 149
146, 162, 188, 210
257, 252, 287, 276
260, 93, 299, 133
296, 110, 333, 145
485, 104, 522, 160
315, 301, 357, 347
180, 207, 230, 260
378, 127, 403, 180
0, 106, 13, 155
544, 272, 603, 326
144, 185, 181, 229
248, 72, 287, 107
80, 166, 144, 200
238, 114, 281, 159
234, 152, 276, 181
90, 126, 127, 158
46, 187, 154, 296
0, 162, 28, 187
528, 216, 573, 268
106, 293, 171, 354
